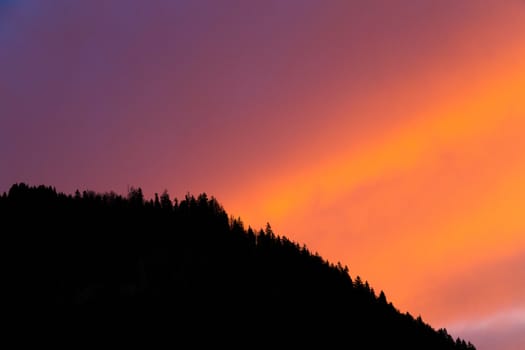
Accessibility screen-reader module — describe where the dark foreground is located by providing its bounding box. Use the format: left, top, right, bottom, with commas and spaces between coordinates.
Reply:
2, 183, 475, 349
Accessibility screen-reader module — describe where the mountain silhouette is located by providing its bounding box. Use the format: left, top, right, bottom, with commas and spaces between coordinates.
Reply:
2, 183, 475, 349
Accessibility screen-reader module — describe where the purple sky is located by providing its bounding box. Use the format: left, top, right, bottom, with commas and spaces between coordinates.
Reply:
2, 2, 525, 349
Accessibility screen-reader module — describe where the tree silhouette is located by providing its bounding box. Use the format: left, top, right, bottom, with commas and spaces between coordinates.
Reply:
0, 182, 476, 349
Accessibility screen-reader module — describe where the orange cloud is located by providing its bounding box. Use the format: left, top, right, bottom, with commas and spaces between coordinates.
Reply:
223, 24, 525, 341
227, 48, 525, 230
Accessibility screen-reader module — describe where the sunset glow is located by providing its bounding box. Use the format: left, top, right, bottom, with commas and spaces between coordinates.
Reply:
1, 1, 524, 348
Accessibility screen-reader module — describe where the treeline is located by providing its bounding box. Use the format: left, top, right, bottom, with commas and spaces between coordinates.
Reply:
1, 183, 475, 349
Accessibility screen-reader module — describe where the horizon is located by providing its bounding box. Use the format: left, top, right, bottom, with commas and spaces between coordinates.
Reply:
1, 181, 477, 349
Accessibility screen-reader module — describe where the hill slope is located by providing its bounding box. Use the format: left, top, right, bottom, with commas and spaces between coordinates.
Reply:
1, 183, 475, 348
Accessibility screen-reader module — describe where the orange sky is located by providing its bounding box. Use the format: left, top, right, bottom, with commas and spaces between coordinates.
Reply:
220, 2, 525, 343
1, 1, 525, 348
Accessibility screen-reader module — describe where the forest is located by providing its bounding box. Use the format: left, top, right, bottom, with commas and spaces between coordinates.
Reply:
1, 183, 475, 348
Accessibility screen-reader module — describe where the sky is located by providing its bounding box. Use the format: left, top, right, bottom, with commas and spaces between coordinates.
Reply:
1, 1, 524, 348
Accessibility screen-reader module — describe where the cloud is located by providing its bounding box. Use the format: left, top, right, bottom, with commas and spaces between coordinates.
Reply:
450, 307, 525, 350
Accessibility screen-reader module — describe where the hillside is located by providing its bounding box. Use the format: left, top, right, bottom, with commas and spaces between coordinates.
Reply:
1, 183, 475, 348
